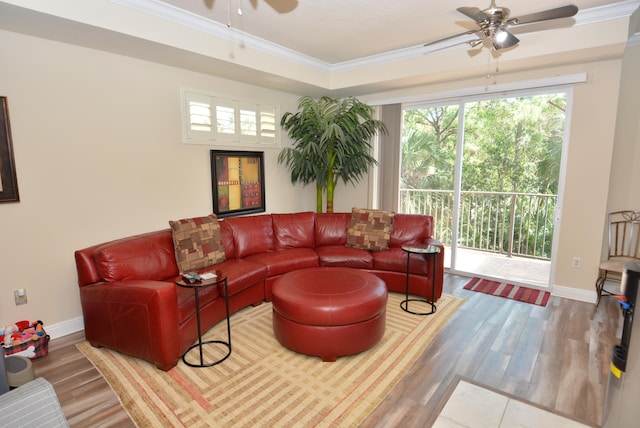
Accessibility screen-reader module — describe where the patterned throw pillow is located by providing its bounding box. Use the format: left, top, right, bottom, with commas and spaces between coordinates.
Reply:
346, 208, 395, 251
169, 214, 226, 274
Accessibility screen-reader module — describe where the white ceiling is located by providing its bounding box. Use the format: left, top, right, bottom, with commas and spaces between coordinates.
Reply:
157, 0, 634, 64
0, 0, 639, 97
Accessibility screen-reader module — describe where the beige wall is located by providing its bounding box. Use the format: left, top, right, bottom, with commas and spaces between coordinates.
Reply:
553, 60, 623, 296
609, 43, 640, 211
0, 30, 359, 331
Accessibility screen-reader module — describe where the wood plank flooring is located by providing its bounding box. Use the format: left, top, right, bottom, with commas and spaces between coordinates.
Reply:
32, 274, 621, 427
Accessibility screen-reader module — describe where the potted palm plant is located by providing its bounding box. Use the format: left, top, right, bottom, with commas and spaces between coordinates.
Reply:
278, 95, 387, 213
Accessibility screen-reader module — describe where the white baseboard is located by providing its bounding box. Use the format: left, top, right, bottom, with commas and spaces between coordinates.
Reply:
551, 284, 597, 304
45, 316, 84, 340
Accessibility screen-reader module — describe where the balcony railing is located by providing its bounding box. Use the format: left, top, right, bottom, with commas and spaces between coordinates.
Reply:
400, 189, 557, 260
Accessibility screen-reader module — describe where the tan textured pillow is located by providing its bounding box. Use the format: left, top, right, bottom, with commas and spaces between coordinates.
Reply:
346, 208, 395, 251
169, 214, 226, 274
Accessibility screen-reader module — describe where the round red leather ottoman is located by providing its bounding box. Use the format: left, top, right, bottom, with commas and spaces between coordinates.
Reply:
272, 267, 387, 362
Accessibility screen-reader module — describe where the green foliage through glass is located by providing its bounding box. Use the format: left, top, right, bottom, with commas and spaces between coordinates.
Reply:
400, 93, 566, 260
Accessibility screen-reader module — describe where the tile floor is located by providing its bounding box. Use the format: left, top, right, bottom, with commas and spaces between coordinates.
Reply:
433, 380, 590, 428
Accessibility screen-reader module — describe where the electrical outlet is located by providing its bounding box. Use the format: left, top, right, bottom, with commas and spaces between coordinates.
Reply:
14, 289, 27, 305
572, 257, 581, 268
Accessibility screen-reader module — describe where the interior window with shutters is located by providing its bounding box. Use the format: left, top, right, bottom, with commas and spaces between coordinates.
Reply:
216, 105, 235, 135
239, 104, 257, 136
182, 89, 279, 147
189, 101, 211, 132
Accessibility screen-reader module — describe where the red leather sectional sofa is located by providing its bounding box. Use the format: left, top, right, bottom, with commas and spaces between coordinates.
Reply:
75, 212, 444, 370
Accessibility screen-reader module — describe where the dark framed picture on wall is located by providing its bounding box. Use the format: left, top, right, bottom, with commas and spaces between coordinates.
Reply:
0, 97, 19, 203
211, 150, 265, 218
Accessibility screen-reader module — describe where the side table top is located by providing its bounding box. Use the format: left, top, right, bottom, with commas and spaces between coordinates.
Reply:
401, 244, 441, 254
176, 270, 226, 288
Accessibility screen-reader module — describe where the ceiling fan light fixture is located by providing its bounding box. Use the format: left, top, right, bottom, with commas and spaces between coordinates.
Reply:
426, 2, 579, 53
494, 28, 508, 43
492, 28, 519, 50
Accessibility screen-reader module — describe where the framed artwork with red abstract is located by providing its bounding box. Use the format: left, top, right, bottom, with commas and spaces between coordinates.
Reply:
210, 150, 265, 218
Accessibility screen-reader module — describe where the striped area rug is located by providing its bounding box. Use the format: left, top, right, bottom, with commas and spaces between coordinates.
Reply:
463, 277, 551, 307
77, 292, 464, 427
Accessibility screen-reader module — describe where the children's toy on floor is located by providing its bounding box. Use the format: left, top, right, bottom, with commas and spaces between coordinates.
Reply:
1, 320, 49, 359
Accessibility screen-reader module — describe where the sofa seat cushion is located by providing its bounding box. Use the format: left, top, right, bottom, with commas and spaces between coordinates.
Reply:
372, 247, 429, 275
316, 245, 374, 269
246, 248, 319, 277
175, 258, 266, 323
207, 259, 268, 297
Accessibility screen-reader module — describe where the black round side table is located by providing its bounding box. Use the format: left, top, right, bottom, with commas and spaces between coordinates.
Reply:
401, 244, 440, 316
176, 271, 231, 367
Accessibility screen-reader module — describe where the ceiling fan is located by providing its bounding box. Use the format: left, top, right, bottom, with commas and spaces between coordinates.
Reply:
426, 1, 579, 51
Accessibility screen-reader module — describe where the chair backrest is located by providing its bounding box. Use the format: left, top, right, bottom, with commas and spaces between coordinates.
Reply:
608, 210, 640, 261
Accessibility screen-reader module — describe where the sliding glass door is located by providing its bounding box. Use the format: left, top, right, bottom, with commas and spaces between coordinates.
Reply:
400, 90, 567, 287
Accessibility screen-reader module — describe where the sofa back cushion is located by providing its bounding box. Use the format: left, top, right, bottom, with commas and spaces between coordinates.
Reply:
315, 213, 350, 246
225, 214, 275, 258
272, 212, 316, 249
169, 214, 226, 274
389, 214, 433, 247
94, 230, 178, 282
218, 219, 236, 260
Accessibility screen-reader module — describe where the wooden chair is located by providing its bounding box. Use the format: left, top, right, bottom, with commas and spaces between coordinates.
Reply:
595, 210, 640, 305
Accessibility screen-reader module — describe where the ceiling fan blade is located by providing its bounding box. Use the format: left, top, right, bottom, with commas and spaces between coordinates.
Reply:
510, 5, 578, 26
263, 0, 298, 14
492, 30, 519, 50
457, 6, 488, 23
424, 30, 476, 47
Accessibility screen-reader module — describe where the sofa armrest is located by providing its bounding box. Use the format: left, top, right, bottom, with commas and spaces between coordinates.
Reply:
80, 279, 181, 370
0, 378, 69, 427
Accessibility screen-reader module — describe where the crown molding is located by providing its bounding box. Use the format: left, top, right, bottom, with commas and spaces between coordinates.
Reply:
334, 0, 640, 72
110, 0, 640, 74
110, 0, 332, 71
574, 0, 640, 25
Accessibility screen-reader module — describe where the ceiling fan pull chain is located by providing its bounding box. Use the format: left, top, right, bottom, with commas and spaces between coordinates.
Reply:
227, 0, 243, 27
485, 51, 501, 89
484, 51, 491, 91
486, 50, 492, 80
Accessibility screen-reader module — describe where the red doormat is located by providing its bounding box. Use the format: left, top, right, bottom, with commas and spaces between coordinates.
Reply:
463, 277, 550, 307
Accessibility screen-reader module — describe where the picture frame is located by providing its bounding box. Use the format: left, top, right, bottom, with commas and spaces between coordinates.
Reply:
0, 97, 19, 203
211, 150, 265, 218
